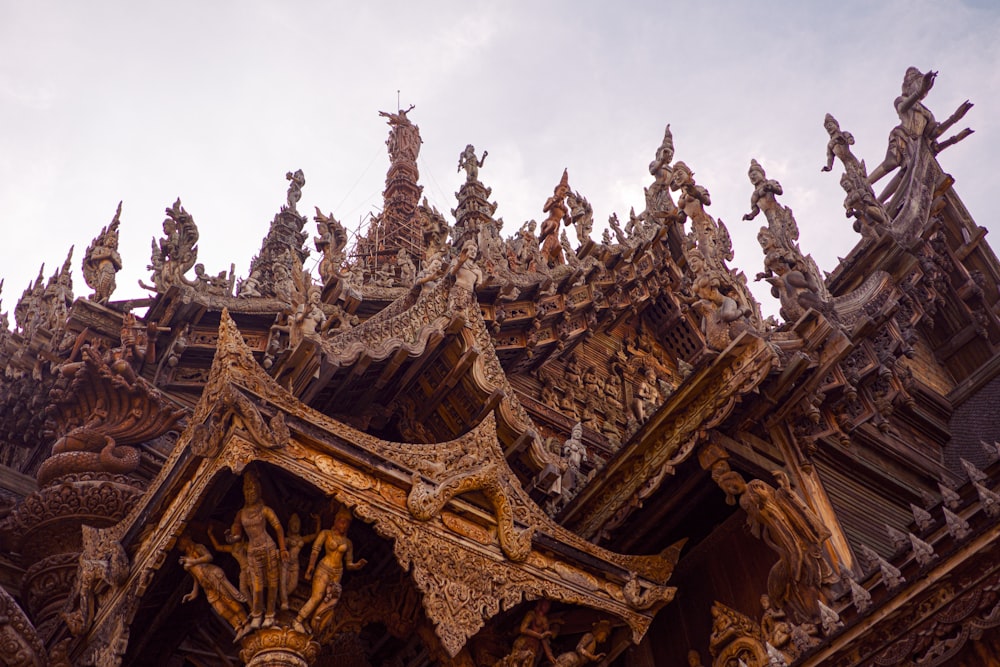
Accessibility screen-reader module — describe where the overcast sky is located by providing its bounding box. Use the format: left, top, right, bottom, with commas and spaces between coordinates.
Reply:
1, 1, 997, 320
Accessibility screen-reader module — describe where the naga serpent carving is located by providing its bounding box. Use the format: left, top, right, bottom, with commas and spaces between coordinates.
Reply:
408, 462, 534, 562
37, 426, 140, 487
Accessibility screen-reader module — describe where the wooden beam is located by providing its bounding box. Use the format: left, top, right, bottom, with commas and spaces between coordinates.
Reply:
416, 347, 479, 422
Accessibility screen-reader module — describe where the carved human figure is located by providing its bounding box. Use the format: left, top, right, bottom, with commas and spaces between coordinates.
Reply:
280, 513, 320, 610
648, 124, 675, 188
539, 171, 572, 267
687, 650, 704, 667
451, 240, 484, 292
458, 144, 488, 182
208, 526, 251, 602
760, 594, 793, 659
562, 423, 586, 492
239, 269, 263, 298
551, 620, 611, 667
273, 263, 294, 305
294, 506, 367, 634
868, 67, 973, 187
495, 599, 557, 667
380, 105, 422, 162
228, 470, 288, 630
286, 169, 306, 213
821, 114, 887, 232
397, 249, 417, 286
743, 159, 783, 223
83, 203, 123, 305
178, 535, 248, 632
293, 287, 327, 343
821, 114, 864, 180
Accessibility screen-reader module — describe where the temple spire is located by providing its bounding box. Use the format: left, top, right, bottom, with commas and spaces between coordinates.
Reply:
355, 107, 425, 264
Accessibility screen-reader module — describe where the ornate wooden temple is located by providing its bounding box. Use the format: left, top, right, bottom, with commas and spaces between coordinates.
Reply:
1, 67, 998, 667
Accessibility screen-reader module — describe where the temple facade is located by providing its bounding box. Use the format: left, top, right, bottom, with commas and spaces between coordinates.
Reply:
1, 67, 998, 667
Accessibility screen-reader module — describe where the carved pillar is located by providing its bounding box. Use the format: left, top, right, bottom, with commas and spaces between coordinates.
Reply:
10, 473, 144, 641
239, 627, 320, 667
8, 341, 183, 642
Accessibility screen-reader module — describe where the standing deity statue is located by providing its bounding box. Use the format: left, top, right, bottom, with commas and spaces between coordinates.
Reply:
539, 170, 572, 268
458, 144, 488, 182
380, 105, 422, 163
280, 513, 320, 610
228, 470, 288, 630
561, 423, 586, 493
286, 169, 306, 213
293, 506, 367, 635
83, 202, 124, 305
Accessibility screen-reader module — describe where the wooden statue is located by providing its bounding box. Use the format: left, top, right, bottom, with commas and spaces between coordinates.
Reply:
178, 535, 248, 632
494, 599, 557, 667
458, 144, 488, 182
550, 619, 611, 667
228, 470, 288, 630
539, 170, 572, 267
716, 468, 835, 623
293, 506, 367, 634
868, 67, 973, 188
280, 513, 320, 611
83, 202, 123, 305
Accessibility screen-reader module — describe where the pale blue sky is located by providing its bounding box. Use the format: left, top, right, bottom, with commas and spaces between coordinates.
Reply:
1, 1, 997, 316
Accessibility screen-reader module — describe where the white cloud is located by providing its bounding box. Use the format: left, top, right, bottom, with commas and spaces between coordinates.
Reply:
0, 1, 997, 319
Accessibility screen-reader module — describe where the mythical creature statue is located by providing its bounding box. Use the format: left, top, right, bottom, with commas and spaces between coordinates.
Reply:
83, 202, 123, 305
145, 198, 200, 292
715, 465, 836, 623
567, 190, 594, 245
314, 207, 350, 284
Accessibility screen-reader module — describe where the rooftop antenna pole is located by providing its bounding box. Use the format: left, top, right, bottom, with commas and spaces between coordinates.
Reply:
397, 89, 400, 110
